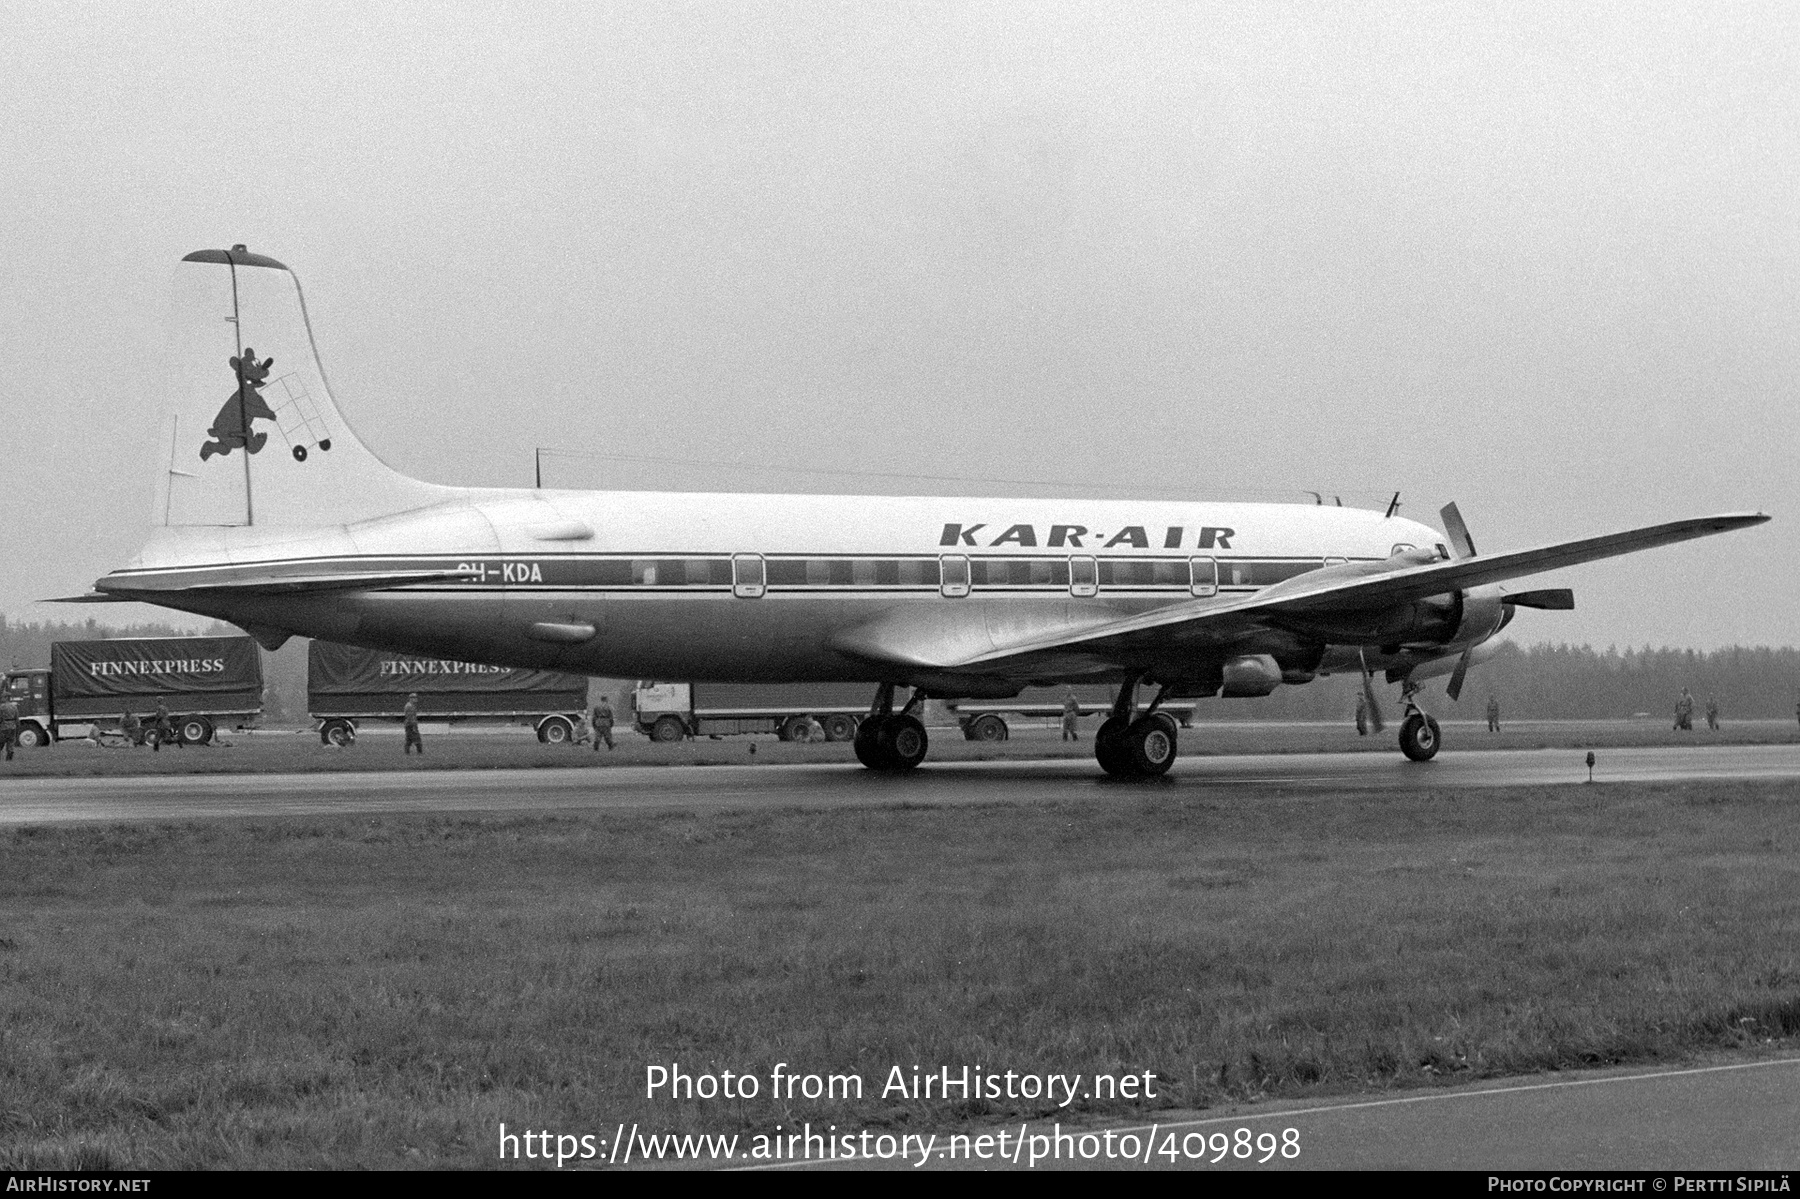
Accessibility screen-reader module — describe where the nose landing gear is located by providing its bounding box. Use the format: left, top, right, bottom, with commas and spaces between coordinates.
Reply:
1397, 680, 1441, 762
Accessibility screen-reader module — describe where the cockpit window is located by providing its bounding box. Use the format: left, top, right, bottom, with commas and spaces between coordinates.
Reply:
1389, 543, 1415, 557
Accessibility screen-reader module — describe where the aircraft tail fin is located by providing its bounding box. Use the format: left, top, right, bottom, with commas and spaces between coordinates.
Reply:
154, 247, 451, 529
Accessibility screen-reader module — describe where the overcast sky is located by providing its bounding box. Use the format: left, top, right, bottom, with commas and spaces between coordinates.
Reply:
2, 1, 1794, 650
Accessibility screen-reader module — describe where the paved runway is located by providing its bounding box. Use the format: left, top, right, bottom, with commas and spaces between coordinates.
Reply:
3, 742, 1797, 826
770, 1056, 1800, 1171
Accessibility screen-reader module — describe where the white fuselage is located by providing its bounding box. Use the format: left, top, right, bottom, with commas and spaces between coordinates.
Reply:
105, 489, 1451, 695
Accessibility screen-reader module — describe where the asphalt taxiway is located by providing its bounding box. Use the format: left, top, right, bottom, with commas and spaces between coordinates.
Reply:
3, 742, 1796, 826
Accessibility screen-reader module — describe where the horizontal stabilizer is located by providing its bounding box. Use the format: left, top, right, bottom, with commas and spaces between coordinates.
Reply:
1503, 588, 1575, 610
98, 570, 467, 597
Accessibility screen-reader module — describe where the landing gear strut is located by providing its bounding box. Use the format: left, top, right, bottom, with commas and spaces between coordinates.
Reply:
854, 683, 929, 773
1397, 679, 1441, 762
1094, 674, 1178, 778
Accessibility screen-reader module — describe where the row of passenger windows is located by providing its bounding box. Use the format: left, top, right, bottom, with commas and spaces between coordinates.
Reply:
517, 556, 1327, 589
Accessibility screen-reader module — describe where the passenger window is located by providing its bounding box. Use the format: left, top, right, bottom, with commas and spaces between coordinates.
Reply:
765, 560, 806, 586
940, 555, 971, 598
898, 559, 941, 587
1069, 556, 1098, 598
1189, 556, 1218, 597
1150, 560, 1188, 587
732, 554, 765, 599
852, 559, 879, 586
631, 559, 660, 585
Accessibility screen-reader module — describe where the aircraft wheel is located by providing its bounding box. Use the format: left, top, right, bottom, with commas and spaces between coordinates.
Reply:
822, 714, 858, 742
1094, 715, 1132, 776
967, 714, 1008, 742
1123, 716, 1178, 777
853, 717, 889, 769
650, 715, 687, 743
875, 714, 928, 772
1399, 713, 1441, 762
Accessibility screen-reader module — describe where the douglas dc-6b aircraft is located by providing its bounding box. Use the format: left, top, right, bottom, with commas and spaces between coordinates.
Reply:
71, 247, 1769, 776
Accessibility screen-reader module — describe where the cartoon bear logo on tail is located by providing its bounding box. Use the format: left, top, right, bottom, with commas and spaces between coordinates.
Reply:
199, 349, 278, 461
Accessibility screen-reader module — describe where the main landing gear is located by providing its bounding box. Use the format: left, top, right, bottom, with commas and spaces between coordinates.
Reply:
1095, 674, 1179, 779
1397, 679, 1442, 762
854, 683, 929, 773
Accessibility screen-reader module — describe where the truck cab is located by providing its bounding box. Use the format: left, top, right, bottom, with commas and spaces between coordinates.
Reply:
0, 670, 54, 747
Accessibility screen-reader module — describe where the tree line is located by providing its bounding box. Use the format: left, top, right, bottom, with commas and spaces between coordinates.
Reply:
5, 616, 1798, 724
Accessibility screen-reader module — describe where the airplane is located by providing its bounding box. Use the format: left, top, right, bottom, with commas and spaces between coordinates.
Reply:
70, 246, 1770, 777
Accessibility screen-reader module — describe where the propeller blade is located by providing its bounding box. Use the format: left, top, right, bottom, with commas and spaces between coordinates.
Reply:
1440, 502, 1478, 559
1446, 648, 1472, 702
1503, 588, 1575, 610
1359, 649, 1386, 733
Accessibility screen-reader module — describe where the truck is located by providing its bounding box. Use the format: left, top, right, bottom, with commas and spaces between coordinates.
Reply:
0, 636, 265, 747
948, 684, 1197, 741
307, 641, 590, 746
628, 681, 1198, 743
631, 681, 875, 742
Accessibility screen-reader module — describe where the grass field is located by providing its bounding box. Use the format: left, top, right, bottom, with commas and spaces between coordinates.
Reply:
0, 717, 1794, 779
3, 776, 1798, 1168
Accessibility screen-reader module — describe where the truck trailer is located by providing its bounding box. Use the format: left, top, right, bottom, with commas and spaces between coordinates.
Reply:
308, 641, 590, 745
0, 635, 264, 746
631, 681, 874, 742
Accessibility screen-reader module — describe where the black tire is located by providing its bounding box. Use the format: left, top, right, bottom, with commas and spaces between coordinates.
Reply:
822, 714, 858, 742
875, 714, 928, 772
1399, 713, 1441, 762
967, 714, 1009, 742
14, 723, 47, 750
321, 720, 355, 747
854, 716, 889, 769
650, 715, 687, 743
781, 715, 817, 743
1094, 715, 1131, 776
179, 717, 213, 746
539, 716, 574, 745
1122, 716, 1178, 777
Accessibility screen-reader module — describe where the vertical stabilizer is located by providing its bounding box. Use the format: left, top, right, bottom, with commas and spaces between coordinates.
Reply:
158, 247, 448, 528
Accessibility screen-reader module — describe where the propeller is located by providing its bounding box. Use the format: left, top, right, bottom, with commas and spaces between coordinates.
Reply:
1358, 648, 1386, 733
1439, 502, 1479, 701
1502, 588, 1574, 610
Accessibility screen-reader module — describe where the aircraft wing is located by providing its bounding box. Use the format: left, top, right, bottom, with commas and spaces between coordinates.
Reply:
926, 511, 1768, 671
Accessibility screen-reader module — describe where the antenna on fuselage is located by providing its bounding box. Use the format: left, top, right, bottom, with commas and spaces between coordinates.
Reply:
1384, 492, 1401, 518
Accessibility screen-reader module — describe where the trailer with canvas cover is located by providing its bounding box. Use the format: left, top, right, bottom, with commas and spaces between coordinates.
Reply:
307, 641, 590, 745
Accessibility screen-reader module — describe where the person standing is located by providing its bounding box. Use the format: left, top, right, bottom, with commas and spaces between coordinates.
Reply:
152, 699, 172, 752
1674, 688, 1694, 732
403, 692, 423, 755
1705, 696, 1720, 731
1060, 689, 1080, 742
1486, 696, 1501, 733
120, 710, 142, 747
591, 695, 614, 752
0, 695, 18, 761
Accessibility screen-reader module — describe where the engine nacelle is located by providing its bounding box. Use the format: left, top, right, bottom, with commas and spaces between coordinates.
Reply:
1278, 584, 1510, 649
